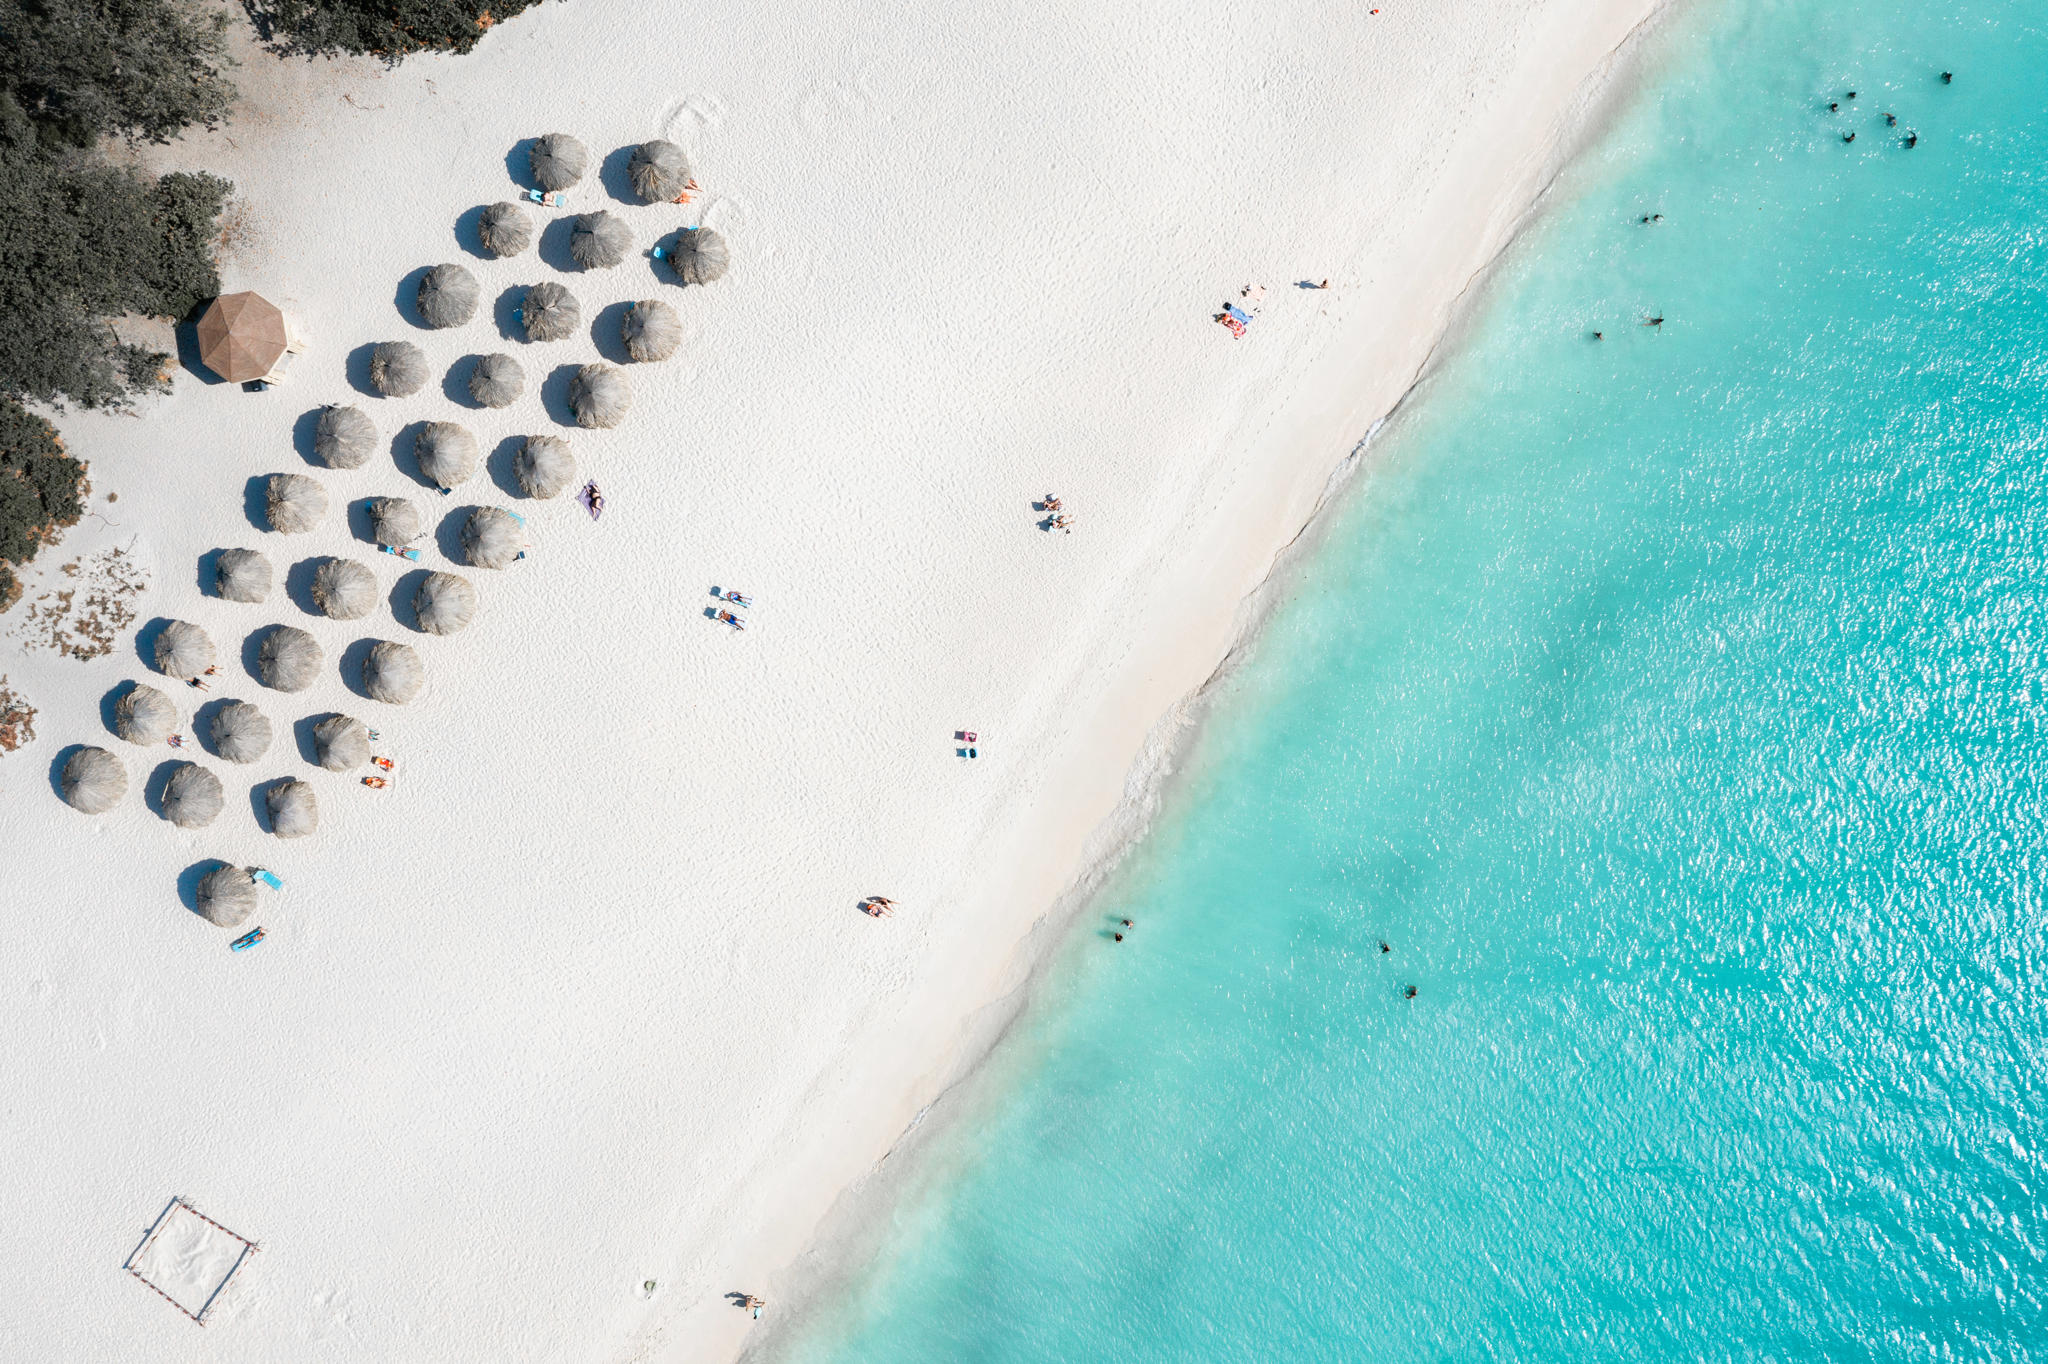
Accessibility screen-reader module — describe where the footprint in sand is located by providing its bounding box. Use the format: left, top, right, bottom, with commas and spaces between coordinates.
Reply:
662, 93, 728, 140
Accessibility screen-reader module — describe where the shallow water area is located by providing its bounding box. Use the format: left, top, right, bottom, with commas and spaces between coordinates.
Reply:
781, 0, 2048, 1359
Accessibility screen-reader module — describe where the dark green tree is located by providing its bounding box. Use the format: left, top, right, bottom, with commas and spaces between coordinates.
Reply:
0, 0, 236, 148
251, 0, 548, 58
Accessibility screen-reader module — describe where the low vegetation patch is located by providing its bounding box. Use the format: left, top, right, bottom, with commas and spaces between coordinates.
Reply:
251, 0, 549, 57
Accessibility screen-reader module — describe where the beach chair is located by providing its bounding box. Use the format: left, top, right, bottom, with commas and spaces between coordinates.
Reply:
379, 544, 422, 562
522, 188, 564, 207
250, 868, 282, 890
229, 927, 265, 952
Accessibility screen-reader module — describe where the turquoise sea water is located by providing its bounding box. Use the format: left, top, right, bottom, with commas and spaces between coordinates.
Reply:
788, 1, 2048, 1359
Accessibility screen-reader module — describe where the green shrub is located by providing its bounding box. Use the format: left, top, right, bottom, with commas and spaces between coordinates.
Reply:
0, 0, 236, 148
0, 402, 86, 580
252, 0, 548, 57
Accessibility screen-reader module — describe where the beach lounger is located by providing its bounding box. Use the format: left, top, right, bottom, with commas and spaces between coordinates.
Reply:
379, 544, 422, 562
250, 868, 282, 890
230, 927, 265, 952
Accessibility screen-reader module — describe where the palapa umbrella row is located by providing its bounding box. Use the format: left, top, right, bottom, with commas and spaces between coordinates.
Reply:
525, 134, 693, 204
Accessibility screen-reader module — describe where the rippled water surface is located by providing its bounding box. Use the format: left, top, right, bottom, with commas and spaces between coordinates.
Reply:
787, 0, 2048, 1358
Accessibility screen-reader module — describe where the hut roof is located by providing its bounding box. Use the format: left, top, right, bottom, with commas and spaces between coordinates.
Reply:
215, 548, 273, 604
195, 865, 257, 926
463, 506, 527, 569
370, 340, 430, 396
569, 211, 632, 270
161, 762, 224, 829
629, 139, 693, 202
530, 133, 590, 190
364, 640, 424, 704
666, 227, 729, 285
113, 682, 178, 745
154, 620, 216, 680
479, 201, 535, 257
414, 571, 478, 635
569, 363, 632, 429
367, 496, 424, 548
515, 435, 576, 499
257, 625, 323, 693
211, 701, 272, 763
311, 558, 378, 621
267, 472, 328, 534
312, 714, 371, 772
469, 352, 525, 408
418, 263, 481, 328
61, 746, 126, 813
416, 421, 481, 490
265, 778, 319, 839
313, 405, 378, 469
195, 291, 288, 383
521, 282, 581, 342
622, 299, 682, 362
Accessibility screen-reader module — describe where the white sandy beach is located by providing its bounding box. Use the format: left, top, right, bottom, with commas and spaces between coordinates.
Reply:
0, 0, 1667, 1358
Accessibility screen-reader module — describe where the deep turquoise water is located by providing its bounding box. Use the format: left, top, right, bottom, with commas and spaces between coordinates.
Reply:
788, 1, 2048, 1359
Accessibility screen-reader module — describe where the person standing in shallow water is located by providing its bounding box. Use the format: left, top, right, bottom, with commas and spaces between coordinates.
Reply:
1403, 985, 1417, 1000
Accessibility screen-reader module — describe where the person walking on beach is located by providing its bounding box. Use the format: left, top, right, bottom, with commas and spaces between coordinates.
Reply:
740, 1294, 765, 1319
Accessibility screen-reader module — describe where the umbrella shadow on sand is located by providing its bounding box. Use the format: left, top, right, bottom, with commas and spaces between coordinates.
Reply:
172, 304, 228, 386
487, 436, 527, 501
598, 145, 640, 205
177, 859, 232, 915
493, 286, 526, 344
393, 266, 436, 330
388, 569, 431, 633
143, 758, 186, 819
540, 364, 581, 428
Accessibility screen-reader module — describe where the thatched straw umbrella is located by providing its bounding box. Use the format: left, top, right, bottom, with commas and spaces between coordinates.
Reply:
414, 571, 478, 635
530, 133, 589, 190
195, 865, 258, 927
371, 340, 430, 396
312, 714, 371, 772
314, 405, 378, 469
257, 625, 323, 693
267, 473, 328, 534
61, 746, 126, 813
463, 506, 527, 569
622, 299, 682, 362
515, 435, 575, 499
211, 701, 272, 763
154, 620, 215, 681
470, 352, 525, 408
479, 201, 534, 257
265, 778, 319, 839
367, 496, 424, 548
569, 364, 632, 429
161, 762, 224, 829
666, 227, 729, 285
364, 640, 424, 704
629, 139, 692, 202
311, 558, 378, 621
416, 421, 481, 491
215, 548, 273, 603
417, 263, 480, 328
570, 211, 632, 270
520, 282, 580, 342
114, 682, 178, 745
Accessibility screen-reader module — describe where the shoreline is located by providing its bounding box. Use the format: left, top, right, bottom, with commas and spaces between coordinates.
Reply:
720, 2, 1692, 1358
0, 3, 1691, 1360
